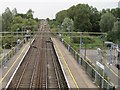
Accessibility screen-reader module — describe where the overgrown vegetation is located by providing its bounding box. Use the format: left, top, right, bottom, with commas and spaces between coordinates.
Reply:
1, 8, 39, 48
49, 3, 120, 44
63, 35, 103, 51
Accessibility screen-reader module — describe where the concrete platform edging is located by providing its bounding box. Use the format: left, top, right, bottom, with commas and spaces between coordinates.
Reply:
51, 38, 70, 89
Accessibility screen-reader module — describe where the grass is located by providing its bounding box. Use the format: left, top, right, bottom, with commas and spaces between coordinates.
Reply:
82, 37, 103, 49
63, 35, 103, 51
50, 28, 104, 50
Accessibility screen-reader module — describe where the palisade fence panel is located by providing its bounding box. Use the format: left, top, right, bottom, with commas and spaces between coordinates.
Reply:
59, 37, 114, 89
0, 30, 37, 67
0, 39, 25, 67
1, 32, 37, 67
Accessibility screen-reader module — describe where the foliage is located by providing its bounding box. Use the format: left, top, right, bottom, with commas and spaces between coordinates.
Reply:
89, 7, 101, 32
107, 21, 120, 43
26, 9, 34, 19
99, 13, 115, 32
56, 10, 68, 24
112, 20, 120, 32
2, 8, 38, 48
51, 3, 119, 44
12, 8, 17, 16
48, 19, 58, 29
2, 8, 38, 32
72, 36, 95, 44
61, 17, 74, 32
74, 4, 92, 32
2, 7, 13, 31
2, 35, 16, 48
55, 4, 101, 32
63, 35, 103, 49
111, 8, 120, 19
67, 5, 76, 20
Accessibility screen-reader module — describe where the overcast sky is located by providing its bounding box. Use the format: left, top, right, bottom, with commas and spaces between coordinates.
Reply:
0, 0, 119, 19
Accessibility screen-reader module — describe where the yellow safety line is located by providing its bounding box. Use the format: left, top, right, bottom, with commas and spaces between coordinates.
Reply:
0, 43, 29, 83
105, 64, 120, 78
53, 39, 79, 89
85, 54, 120, 79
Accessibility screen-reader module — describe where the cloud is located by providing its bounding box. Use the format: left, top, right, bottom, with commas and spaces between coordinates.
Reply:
0, 0, 118, 19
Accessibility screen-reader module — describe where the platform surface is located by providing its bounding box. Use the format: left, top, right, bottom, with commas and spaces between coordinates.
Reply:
0, 41, 31, 89
52, 38, 97, 89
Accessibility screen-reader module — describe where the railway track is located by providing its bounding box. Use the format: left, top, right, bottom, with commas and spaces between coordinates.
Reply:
7, 20, 68, 89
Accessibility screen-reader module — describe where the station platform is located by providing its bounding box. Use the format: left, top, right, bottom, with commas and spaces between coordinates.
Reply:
52, 38, 97, 88
0, 40, 33, 89
0, 37, 97, 89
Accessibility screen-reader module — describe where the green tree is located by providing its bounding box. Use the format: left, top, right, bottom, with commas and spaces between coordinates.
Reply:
26, 9, 34, 19
107, 20, 120, 43
111, 8, 120, 18
2, 7, 13, 31
61, 17, 74, 32
12, 8, 17, 16
67, 5, 75, 20
100, 13, 115, 32
74, 4, 92, 32
89, 7, 101, 32
11, 16, 25, 31
56, 10, 68, 24
112, 20, 120, 32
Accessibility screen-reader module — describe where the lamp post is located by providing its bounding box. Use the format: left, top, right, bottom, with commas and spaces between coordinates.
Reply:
79, 32, 82, 64
3, 43, 7, 68
16, 28, 19, 52
104, 41, 113, 65
84, 43, 87, 60
29, 29, 31, 47
97, 48, 102, 62
22, 26, 24, 41
67, 26, 70, 52
116, 44, 119, 64
79, 32, 82, 55
61, 24, 64, 43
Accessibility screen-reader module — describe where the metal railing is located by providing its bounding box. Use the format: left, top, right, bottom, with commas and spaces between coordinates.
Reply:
59, 37, 115, 89
0, 39, 26, 67
0, 30, 37, 67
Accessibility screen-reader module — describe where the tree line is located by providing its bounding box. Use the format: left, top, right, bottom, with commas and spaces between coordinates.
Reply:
1, 7, 39, 48
49, 4, 120, 44
2, 7, 38, 32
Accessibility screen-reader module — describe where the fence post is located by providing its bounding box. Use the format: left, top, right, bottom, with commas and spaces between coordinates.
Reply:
107, 83, 110, 90
68, 44, 70, 52
94, 72, 97, 83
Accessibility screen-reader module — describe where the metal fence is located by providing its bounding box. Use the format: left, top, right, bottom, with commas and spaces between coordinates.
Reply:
0, 31, 36, 67
0, 39, 26, 67
60, 37, 115, 90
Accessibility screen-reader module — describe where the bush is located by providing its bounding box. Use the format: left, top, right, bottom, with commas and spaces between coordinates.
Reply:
72, 36, 95, 44
0, 47, 2, 54
2, 35, 16, 49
